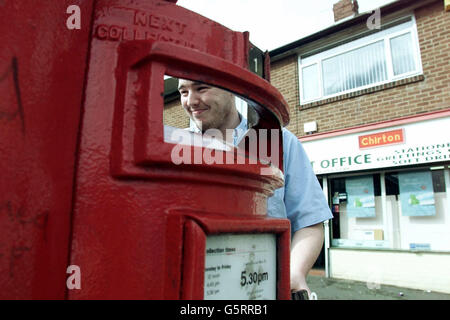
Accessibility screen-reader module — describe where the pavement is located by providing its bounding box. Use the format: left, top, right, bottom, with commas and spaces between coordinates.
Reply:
306, 270, 450, 300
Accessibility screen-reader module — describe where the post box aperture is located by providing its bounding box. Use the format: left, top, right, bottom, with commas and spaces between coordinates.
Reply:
163, 76, 285, 178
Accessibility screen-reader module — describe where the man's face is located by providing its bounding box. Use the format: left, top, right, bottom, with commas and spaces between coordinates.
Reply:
178, 79, 235, 132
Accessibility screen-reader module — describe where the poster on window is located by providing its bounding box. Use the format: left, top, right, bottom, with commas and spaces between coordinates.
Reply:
398, 171, 435, 216
345, 176, 376, 218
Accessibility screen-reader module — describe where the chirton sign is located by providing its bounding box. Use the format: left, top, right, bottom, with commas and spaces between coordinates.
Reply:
302, 116, 450, 175
358, 129, 404, 149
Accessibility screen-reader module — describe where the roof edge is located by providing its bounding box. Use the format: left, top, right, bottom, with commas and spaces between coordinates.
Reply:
269, 0, 439, 61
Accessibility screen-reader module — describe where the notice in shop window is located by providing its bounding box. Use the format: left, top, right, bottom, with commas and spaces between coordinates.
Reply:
345, 176, 376, 218
398, 171, 435, 216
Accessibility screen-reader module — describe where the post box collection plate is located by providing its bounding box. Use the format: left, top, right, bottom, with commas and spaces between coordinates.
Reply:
204, 233, 277, 300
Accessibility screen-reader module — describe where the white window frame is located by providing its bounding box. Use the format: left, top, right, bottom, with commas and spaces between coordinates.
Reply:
298, 15, 423, 105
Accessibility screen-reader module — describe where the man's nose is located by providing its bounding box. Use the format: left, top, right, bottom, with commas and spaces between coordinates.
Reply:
186, 91, 200, 107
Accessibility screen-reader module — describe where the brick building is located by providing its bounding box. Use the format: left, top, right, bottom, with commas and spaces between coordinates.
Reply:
269, 0, 450, 293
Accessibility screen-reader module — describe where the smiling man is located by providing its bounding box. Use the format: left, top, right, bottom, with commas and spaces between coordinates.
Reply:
178, 80, 241, 142
177, 78, 332, 299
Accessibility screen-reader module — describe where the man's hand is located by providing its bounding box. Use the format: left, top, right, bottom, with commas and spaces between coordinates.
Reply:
290, 222, 324, 296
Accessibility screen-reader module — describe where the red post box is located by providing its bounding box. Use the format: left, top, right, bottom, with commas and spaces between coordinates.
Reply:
0, 0, 95, 299
1, 0, 291, 299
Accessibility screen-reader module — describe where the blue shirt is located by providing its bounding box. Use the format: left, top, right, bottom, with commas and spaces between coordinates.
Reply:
233, 115, 333, 234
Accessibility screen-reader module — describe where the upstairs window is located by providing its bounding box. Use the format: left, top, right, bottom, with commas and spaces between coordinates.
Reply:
299, 17, 422, 104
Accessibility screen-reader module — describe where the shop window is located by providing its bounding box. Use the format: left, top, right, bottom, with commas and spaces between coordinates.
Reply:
386, 170, 445, 195
330, 168, 450, 252
329, 174, 384, 248
386, 169, 449, 251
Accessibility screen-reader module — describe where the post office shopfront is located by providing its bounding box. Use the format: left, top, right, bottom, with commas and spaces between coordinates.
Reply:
302, 110, 450, 294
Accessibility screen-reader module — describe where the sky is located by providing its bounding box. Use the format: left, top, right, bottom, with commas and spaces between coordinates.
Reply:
176, 0, 397, 51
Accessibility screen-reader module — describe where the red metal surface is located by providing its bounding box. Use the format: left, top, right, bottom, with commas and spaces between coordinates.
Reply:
180, 220, 206, 300
1, 0, 291, 299
0, 1, 94, 299
112, 40, 287, 181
